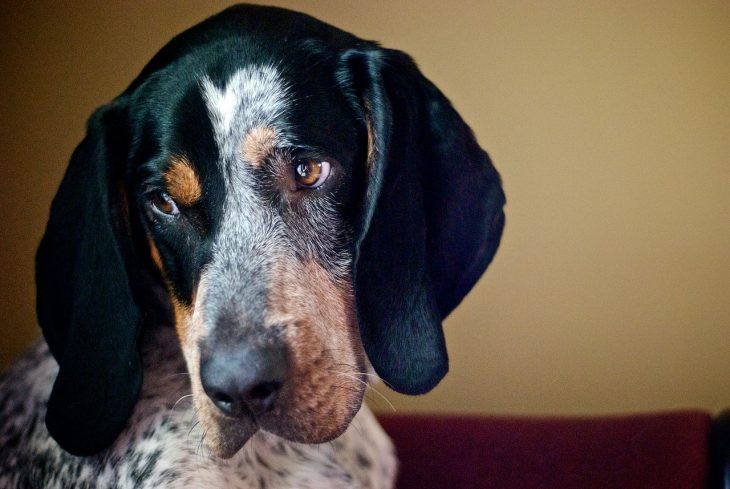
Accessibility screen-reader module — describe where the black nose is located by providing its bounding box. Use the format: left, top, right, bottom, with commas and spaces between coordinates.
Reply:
200, 345, 288, 417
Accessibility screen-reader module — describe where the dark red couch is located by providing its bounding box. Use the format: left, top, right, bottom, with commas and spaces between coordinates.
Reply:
379, 410, 730, 488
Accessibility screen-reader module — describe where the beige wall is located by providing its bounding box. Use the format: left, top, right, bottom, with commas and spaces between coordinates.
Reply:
1, 1, 728, 416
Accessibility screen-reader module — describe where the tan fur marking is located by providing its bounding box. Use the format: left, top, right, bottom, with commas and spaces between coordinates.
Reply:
264, 259, 366, 442
148, 237, 165, 274
365, 114, 376, 168
241, 126, 278, 167
164, 155, 202, 206
148, 235, 195, 342
171, 297, 193, 341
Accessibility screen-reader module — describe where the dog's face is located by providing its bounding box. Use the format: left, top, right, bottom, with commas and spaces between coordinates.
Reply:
138, 61, 367, 456
36, 5, 505, 458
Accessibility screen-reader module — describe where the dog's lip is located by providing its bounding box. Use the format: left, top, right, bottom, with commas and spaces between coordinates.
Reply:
205, 377, 367, 456
259, 422, 350, 445
209, 414, 350, 458
255, 397, 364, 445
207, 414, 259, 459
208, 404, 297, 457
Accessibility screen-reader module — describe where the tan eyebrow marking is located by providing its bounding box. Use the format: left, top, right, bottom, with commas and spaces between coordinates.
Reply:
365, 114, 376, 168
241, 126, 278, 168
164, 155, 202, 206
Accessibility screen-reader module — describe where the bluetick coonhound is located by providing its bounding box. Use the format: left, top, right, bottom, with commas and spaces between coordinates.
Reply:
0, 4, 505, 487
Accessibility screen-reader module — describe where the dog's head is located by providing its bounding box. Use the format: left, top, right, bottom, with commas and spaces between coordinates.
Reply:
36, 5, 505, 457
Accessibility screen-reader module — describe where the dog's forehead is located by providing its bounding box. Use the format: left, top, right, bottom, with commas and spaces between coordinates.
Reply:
126, 10, 365, 177
154, 57, 358, 174
200, 65, 291, 160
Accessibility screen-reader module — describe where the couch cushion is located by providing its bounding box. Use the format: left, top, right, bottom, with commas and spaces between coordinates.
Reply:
379, 410, 711, 489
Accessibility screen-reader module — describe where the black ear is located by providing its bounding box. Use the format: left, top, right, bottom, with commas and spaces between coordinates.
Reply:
341, 49, 506, 395
36, 100, 142, 455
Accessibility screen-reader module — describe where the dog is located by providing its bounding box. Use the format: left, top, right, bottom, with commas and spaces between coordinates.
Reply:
0, 4, 505, 487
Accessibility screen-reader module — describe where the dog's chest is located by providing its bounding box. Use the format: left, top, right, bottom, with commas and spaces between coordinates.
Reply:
0, 332, 397, 489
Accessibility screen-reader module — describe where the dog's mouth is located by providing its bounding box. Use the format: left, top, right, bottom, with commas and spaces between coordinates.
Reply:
203, 410, 260, 459
180, 331, 369, 458
185, 331, 368, 458
194, 375, 367, 458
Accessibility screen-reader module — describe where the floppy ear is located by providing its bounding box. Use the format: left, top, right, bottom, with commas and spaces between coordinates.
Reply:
341, 49, 506, 395
36, 100, 142, 455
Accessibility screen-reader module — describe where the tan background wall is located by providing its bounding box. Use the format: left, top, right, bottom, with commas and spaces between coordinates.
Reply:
1, 1, 728, 415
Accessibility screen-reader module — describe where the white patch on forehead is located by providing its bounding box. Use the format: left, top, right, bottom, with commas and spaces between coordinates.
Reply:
200, 65, 290, 164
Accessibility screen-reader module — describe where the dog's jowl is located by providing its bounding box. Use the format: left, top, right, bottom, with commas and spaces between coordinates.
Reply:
0, 5, 504, 488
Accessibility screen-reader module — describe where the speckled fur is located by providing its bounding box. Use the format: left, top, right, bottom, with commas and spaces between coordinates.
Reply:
0, 4, 506, 485
0, 326, 397, 488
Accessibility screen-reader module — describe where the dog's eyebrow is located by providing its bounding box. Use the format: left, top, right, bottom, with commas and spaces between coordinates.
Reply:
164, 155, 202, 206
241, 126, 278, 168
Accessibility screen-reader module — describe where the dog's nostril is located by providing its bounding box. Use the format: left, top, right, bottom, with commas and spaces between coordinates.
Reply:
248, 381, 281, 400
210, 391, 239, 417
244, 380, 282, 414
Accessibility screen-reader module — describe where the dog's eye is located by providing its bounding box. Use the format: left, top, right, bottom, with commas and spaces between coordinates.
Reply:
294, 159, 331, 189
148, 191, 180, 216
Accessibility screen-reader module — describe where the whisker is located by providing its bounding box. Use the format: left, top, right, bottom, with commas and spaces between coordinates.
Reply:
197, 428, 209, 459
330, 383, 363, 396
188, 420, 200, 437
172, 393, 193, 410
329, 364, 397, 390
329, 371, 396, 412
165, 372, 191, 380
188, 406, 201, 439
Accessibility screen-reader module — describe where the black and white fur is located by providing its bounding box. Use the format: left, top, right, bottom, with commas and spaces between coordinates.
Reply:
0, 4, 504, 487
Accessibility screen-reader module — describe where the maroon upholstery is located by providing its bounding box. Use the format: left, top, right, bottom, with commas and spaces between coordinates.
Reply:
378, 411, 712, 489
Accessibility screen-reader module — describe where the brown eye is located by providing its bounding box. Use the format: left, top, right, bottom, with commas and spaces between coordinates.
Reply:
149, 191, 180, 216
294, 159, 331, 189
